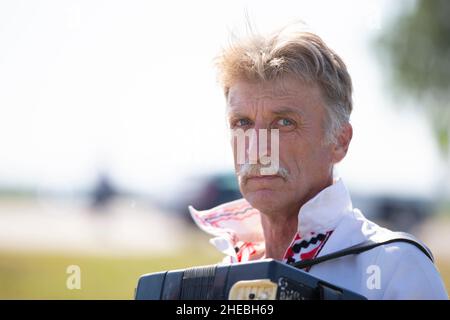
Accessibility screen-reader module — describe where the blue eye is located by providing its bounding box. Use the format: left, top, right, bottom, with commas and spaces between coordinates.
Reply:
236, 119, 251, 127
277, 118, 294, 126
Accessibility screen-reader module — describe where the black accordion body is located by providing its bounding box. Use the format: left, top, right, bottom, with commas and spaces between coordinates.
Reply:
135, 259, 366, 300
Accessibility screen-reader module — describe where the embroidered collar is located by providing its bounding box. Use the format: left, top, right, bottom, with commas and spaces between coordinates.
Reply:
189, 178, 353, 263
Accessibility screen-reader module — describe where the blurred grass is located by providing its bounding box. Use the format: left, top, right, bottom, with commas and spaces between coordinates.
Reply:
0, 246, 223, 300
1, 247, 449, 299
435, 259, 450, 295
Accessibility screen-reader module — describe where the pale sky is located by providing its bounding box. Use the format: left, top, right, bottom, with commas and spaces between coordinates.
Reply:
0, 0, 444, 198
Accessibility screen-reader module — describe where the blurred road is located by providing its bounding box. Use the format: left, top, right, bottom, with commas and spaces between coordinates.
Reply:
0, 197, 198, 256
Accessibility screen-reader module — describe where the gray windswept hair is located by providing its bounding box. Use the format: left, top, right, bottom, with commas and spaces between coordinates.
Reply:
215, 24, 353, 144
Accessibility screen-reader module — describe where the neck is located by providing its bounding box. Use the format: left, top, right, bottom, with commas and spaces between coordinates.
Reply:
260, 176, 335, 261
260, 211, 298, 261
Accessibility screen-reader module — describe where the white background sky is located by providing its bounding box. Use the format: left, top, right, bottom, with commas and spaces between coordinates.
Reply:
0, 0, 445, 198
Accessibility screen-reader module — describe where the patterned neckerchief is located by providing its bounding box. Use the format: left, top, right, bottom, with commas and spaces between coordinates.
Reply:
189, 178, 352, 269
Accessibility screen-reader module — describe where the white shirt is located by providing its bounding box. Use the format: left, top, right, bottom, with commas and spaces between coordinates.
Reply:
189, 178, 448, 300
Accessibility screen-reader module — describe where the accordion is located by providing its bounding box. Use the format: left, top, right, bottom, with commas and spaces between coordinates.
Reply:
135, 259, 366, 300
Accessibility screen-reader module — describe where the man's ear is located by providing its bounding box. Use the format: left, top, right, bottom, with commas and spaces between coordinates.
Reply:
332, 123, 353, 164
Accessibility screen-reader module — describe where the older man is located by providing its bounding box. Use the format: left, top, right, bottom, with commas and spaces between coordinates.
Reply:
189, 26, 448, 299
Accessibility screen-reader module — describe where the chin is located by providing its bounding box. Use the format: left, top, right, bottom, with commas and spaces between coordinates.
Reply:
243, 189, 282, 213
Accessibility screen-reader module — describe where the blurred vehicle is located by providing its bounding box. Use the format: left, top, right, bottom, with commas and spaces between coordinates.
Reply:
171, 172, 242, 224
351, 193, 435, 233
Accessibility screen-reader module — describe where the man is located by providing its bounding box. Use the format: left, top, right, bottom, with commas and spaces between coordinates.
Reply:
189, 25, 448, 299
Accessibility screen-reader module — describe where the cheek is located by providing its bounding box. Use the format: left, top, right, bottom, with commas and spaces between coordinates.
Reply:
279, 137, 330, 177
278, 137, 305, 174
306, 147, 334, 174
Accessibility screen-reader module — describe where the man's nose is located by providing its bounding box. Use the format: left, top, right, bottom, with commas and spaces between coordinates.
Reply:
246, 125, 272, 164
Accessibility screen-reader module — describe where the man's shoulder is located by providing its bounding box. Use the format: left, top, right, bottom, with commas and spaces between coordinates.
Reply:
350, 212, 447, 298
341, 209, 433, 263
373, 240, 448, 299
367, 238, 432, 270
324, 211, 448, 299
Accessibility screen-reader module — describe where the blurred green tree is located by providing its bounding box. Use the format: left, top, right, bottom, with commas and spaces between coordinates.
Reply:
377, 0, 450, 158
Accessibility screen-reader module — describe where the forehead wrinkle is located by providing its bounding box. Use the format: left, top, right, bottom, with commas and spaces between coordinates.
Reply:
228, 79, 302, 104
228, 96, 306, 121
229, 93, 302, 109
271, 105, 304, 118
227, 80, 316, 119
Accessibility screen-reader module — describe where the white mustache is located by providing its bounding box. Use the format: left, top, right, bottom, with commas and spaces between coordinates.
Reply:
237, 163, 290, 183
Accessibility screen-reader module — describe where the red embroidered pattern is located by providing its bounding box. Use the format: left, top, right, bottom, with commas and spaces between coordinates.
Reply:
236, 242, 257, 262
283, 231, 333, 271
